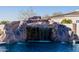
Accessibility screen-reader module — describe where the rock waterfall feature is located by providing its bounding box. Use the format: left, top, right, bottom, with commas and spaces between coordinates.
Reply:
0, 20, 78, 44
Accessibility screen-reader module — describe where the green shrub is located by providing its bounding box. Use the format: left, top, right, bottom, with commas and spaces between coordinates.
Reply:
0, 20, 9, 25
61, 18, 72, 24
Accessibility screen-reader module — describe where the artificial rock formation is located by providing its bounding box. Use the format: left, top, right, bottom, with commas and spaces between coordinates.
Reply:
51, 22, 79, 42
0, 20, 27, 43
0, 20, 78, 44
51, 23, 71, 42
9, 20, 27, 42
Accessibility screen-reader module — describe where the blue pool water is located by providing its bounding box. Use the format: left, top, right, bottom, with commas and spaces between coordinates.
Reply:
0, 42, 79, 52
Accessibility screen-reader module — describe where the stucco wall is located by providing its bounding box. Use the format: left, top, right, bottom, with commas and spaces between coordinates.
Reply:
77, 23, 79, 36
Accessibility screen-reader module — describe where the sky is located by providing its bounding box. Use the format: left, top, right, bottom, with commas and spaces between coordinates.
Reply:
0, 6, 79, 21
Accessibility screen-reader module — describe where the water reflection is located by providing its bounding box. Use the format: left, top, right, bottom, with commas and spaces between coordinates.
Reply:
0, 42, 79, 52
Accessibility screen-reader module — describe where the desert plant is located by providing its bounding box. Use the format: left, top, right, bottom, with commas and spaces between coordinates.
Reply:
61, 18, 72, 24
0, 20, 9, 25
18, 9, 36, 20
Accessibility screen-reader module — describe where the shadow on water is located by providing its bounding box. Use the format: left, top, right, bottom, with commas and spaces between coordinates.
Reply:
0, 41, 77, 52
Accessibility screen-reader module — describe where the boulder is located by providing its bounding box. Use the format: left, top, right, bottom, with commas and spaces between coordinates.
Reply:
0, 20, 27, 43
0, 24, 16, 43
51, 22, 73, 42
14, 20, 27, 41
